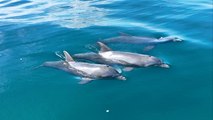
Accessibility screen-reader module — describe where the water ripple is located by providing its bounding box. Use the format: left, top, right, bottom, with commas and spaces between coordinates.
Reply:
0, 0, 118, 29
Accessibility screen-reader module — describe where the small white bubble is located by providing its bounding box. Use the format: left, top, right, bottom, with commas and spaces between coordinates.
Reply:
106, 110, 109, 113
20, 58, 23, 61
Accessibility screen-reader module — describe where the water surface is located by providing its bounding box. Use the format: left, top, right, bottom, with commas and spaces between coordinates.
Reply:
0, 0, 212, 120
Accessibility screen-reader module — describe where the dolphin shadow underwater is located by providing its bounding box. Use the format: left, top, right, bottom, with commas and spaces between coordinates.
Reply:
42, 51, 126, 84
73, 42, 170, 71
100, 32, 183, 51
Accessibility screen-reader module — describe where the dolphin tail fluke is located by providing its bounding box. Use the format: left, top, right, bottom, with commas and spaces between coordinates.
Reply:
63, 51, 74, 62
97, 42, 112, 52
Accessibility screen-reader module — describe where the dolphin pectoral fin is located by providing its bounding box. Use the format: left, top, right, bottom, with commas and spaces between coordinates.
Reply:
143, 45, 155, 52
116, 76, 126, 81
63, 51, 74, 62
119, 32, 131, 37
123, 67, 134, 71
114, 67, 122, 74
160, 63, 170, 68
97, 42, 112, 52
78, 78, 93, 84
78, 80, 91, 84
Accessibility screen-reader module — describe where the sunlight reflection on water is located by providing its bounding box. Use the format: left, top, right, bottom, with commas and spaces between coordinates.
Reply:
0, 0, 118, 28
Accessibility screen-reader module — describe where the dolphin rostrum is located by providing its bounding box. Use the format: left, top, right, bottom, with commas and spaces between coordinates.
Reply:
42, 51, 126, 84
100, 32, 182, 51
73, 42, 170, 71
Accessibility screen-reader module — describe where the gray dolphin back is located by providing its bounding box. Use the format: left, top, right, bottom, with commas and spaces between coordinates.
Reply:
43, 51, 126, 82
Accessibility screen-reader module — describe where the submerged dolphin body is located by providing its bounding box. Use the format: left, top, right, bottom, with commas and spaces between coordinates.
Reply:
43, 51, 126, 84
102, 33, 182, 44
101, 33, 182, 51
73, 42, 169, 71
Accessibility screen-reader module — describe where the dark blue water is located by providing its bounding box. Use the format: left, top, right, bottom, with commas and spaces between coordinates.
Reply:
0, 0, 212, 120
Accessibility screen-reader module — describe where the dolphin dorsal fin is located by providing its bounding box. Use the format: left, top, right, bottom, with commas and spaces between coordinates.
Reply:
63, 51, 74, 62
97, 42, 112, 52
119, 32, 131, 36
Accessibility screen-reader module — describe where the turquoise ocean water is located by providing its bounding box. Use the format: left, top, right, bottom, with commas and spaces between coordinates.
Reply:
0, 0, 212, 120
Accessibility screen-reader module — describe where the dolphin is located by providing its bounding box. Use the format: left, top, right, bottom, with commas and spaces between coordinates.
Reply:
73, 52, 115, 65
42, 51, 126, 84
73, 42, 170, 71
101, 32, 182, 51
